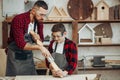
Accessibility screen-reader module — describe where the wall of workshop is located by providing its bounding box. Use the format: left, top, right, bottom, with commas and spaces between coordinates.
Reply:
0, 0, 120, 76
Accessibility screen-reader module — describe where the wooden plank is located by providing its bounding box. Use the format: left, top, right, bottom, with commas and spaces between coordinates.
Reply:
109, 5, 120, 20
2, 21, 9, 48
104, 60, 120, 64
29, 31, 62, 77
0, 49, 6, 76
80, 39, 92, 42
72, 21, 78, 44
109, 6, 114, 20
15, 74, 99, 80
0, 77, 15, 80
101, 38, 112, 44
71, 21, 78, 74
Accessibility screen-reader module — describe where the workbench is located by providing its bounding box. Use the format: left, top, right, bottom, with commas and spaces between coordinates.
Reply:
0, 74, 100, 80
15, 74, 100, 80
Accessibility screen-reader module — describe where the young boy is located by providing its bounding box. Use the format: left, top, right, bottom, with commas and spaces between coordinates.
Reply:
46, 23, 78, 77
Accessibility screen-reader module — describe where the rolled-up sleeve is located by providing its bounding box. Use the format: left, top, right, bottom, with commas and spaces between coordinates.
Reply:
11, 16, 27, 49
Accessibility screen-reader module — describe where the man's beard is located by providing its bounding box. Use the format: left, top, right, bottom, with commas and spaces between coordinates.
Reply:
34, 17, 43, 22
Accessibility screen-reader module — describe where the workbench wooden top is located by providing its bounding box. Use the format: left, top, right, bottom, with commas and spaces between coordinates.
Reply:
15, 74, 100, 80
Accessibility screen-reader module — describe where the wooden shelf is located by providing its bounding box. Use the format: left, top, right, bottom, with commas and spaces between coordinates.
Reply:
5, 20, 120, 24
5, 20, 73, 24
43, 44, 120, 47
44, 20, 73, 24
39, 20, 120, 23
77, 20, 120, 23
78, 44, 120, 47
2, 20, 120, 48
78, 66, 120, 70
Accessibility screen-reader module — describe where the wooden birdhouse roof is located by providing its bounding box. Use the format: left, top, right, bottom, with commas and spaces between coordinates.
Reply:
96, 0, 109, 7
78, 24, 95, 33
59, 8, 69, 17
48, 6, 62, 17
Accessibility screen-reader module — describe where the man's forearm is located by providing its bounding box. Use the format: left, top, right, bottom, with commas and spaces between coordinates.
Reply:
23, 43, 43, 50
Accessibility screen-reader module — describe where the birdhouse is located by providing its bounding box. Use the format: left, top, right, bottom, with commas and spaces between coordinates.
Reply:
78, 24, 95, 44
96, 0, 109, 20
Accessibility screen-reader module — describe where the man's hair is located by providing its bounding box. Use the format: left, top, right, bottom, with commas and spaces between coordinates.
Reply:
34, 0, 48, 10
51, 23, 66, 35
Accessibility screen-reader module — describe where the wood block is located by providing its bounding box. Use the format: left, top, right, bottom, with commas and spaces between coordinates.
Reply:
109, 7, 114, 20
101, 38, 112, 44
35, 60, 47, 68
0, 49, 6, 76
15, 74, 100, 80
80, 39, 92, 42
104, 60, 120, 64
95, 36, 103, 44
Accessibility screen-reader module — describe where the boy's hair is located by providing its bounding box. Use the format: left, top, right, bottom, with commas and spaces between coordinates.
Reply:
51, 23, 66, 35
34, 0, 48, 10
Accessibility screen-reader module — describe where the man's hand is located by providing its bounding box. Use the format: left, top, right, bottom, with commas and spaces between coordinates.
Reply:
29, 30, 41, 42
29, 30, 51, 57
36, 39, 43, 46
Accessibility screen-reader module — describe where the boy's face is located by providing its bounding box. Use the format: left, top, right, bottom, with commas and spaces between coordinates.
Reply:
52, 31, 65, 43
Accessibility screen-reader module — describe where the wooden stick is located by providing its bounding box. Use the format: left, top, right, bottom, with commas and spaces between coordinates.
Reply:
47, 56, 60, 71
30, 31, 63, 77
104, 60, 120, 64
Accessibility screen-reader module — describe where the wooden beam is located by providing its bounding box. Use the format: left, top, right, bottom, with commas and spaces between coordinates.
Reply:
72, 21, 78, 44
2, 21, 9, 48
30, 31, 63, 77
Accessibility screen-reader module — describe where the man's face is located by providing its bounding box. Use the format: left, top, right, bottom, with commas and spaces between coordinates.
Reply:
34, 7, 47, 22
52, 31, 65, 43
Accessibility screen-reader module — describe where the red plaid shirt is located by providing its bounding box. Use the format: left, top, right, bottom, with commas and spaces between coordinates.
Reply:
8, 11, 44, 49
46, 38, 78, 75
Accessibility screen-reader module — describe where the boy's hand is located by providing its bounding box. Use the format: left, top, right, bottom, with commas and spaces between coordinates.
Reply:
52, 70, 68, 77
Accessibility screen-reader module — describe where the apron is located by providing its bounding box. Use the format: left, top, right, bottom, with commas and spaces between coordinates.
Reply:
6, 22, 37, 76
52, 43, 68, 70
